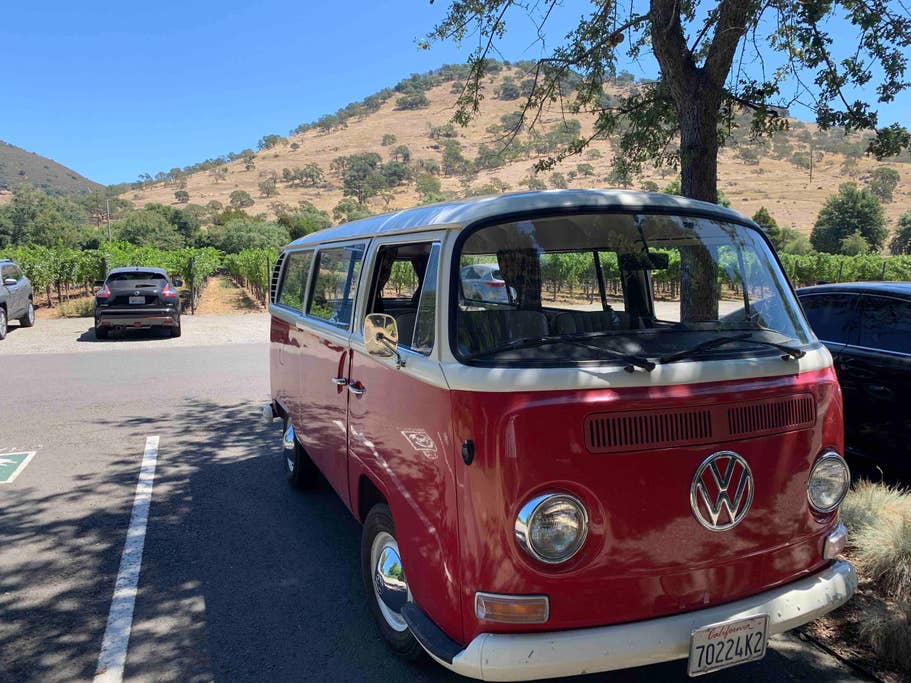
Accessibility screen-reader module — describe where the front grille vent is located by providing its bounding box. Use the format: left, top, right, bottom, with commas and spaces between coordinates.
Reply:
727, 395, 816, 436
584, 394, 817, 454
585, 409, 713, 453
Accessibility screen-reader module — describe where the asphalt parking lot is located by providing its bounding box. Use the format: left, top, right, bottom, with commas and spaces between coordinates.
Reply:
0, 316, 868, 682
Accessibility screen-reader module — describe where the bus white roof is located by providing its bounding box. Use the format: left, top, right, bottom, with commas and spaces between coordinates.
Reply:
285, 189, 751, 248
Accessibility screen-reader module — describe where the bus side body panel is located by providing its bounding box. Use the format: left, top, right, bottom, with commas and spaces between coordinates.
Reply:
346, 348, 463, 643
451, 367, 842, 644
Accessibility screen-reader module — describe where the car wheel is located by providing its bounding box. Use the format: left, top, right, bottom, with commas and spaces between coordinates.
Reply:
95, 325, 109, 339
361, 504, 423, 661
0, 308, 7, 340
283, 417, 318, 489
170, 320, 182, 338
19, 300, 35, 327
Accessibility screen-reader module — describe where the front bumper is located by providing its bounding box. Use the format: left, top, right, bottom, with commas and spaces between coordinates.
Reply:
418, 560, 856, 681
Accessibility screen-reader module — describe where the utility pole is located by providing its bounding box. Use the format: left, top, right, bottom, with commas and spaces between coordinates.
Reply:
105, 198, 112, 242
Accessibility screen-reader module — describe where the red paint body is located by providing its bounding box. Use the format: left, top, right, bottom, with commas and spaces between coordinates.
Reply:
272, 315, 842, 647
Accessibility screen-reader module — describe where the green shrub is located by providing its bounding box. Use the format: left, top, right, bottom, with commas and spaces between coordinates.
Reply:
58, 297, 94, 318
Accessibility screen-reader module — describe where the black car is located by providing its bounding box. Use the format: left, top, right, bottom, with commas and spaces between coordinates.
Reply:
797, 282, 911, 478
94, 267, 183, 339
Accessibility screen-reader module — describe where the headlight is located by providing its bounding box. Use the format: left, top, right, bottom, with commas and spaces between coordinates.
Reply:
515, 493, 588, 564
808, 451, 850, 513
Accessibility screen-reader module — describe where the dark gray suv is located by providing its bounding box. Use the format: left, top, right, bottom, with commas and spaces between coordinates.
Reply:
0, 258, 35, 340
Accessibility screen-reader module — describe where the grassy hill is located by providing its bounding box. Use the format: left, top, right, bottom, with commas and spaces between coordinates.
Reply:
0, 140, 103, 196
122, 65, 911, 236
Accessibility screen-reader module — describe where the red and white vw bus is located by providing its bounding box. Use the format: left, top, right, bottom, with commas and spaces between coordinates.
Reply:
265, 190, 855, 680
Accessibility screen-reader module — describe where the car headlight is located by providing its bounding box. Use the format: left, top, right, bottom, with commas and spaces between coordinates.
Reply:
808, 451, 850, 513
515, 493, 588, 564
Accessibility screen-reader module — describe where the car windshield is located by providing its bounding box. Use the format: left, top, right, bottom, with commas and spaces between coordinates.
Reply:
454, 212, 812, 366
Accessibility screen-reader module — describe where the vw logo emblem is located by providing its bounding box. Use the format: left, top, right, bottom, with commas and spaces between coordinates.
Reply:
690, 451, 754, 531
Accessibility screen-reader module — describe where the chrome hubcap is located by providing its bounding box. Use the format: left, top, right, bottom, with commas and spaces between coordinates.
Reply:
371, 532, 409, 631
283, 422, 295, 473
0, 312, 6, 337
27, 303, 34, 325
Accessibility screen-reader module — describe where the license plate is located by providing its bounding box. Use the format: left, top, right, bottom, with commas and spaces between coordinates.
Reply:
128, 296, 145, 304
687, 614, 768, 676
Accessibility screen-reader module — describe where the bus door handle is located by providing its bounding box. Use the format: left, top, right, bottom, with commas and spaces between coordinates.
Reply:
331, 376, 348, 386
348, 382, 366, 396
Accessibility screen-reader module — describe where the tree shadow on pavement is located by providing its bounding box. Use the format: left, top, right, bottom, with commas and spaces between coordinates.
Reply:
0, 398, 869, 683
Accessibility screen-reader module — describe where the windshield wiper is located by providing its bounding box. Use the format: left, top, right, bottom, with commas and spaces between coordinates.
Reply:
658, 332, 805, 364
465, 333, 656, 372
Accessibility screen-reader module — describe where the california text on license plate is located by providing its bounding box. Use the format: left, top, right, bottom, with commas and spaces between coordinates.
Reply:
687, 614, 769, 676
129, 296, 145, 304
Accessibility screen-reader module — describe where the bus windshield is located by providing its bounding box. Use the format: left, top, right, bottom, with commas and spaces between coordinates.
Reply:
453, 212, 813, 366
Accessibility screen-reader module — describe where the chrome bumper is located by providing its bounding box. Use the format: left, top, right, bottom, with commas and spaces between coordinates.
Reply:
433, 560, 856, 681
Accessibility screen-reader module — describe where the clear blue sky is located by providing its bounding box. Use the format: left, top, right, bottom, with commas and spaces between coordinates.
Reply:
1, 1, 908, 186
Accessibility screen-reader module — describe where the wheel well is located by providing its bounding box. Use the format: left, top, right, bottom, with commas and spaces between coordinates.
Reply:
358, 475, 387, 523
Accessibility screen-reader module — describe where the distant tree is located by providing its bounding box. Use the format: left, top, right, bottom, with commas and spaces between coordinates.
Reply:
258, 179, 278, 197
497, 76, 521, 100
381, 133, 397, 146
258, 134, 285, 150
415, 173, 444, 204
144, 203, 202, 243
205, 218, 289, 253
174, 190, 190, 203
641, 180, 660, 192
209, 166, 228, 183
576, 163, 595, 177
866, 166, 901, 203
391, 145, 411, 163
206, 200, 224, 215
549, 172, 568, 189
811, 183, 887, 253
289, 142, 300, 151
275, 201, 332, 239
780, 228, 812, 255
520, 175, 547, 191
242, 153, 256, 171
395, 91, 430, 110
889, 210, 911, 255
752, 206, 781, 248
229, 190, 255, 209
840, 230, 870, 255
332, 198, 373, 223
381, 160, 411, 187
114, 211, 184, 250
441, 139, 470, 176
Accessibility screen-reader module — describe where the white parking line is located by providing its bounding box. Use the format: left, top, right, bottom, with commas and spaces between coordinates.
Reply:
94, 436, 159, 683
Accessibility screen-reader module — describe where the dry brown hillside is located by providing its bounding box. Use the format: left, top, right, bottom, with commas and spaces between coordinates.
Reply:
123, 67, 911, 235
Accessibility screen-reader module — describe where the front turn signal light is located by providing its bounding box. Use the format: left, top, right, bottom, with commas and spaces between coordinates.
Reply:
475, 592, 549, 624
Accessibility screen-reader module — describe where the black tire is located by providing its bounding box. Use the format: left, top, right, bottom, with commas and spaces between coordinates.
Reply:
19, 300, 35, 327
95, 325, 109, 339
284, 418, 318, 489
170, 320, 182, 338
0, 308, 7, 340
361, 504, 423, 661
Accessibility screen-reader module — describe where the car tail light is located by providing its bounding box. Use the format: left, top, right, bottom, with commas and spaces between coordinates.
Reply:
161, 283, 178, 300
96, 284, 111, 299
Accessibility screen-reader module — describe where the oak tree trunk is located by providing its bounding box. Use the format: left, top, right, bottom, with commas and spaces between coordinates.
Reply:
678, 89, 721, 323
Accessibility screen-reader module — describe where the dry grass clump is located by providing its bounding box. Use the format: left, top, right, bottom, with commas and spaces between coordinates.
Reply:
857, 603, 911, 672
57, 297, 94, 318
841, 480, 911, 673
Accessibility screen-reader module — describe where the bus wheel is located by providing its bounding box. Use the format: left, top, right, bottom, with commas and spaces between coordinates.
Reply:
361, 504, 423, 660
283, 418, 318, 489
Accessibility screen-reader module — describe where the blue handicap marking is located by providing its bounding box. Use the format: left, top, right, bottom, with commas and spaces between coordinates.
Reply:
0, 452, 36, 483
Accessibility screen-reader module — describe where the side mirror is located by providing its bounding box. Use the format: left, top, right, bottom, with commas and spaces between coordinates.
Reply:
3, 277, 17, 286
364, 313, 405, 368
172, 278, 184, 288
